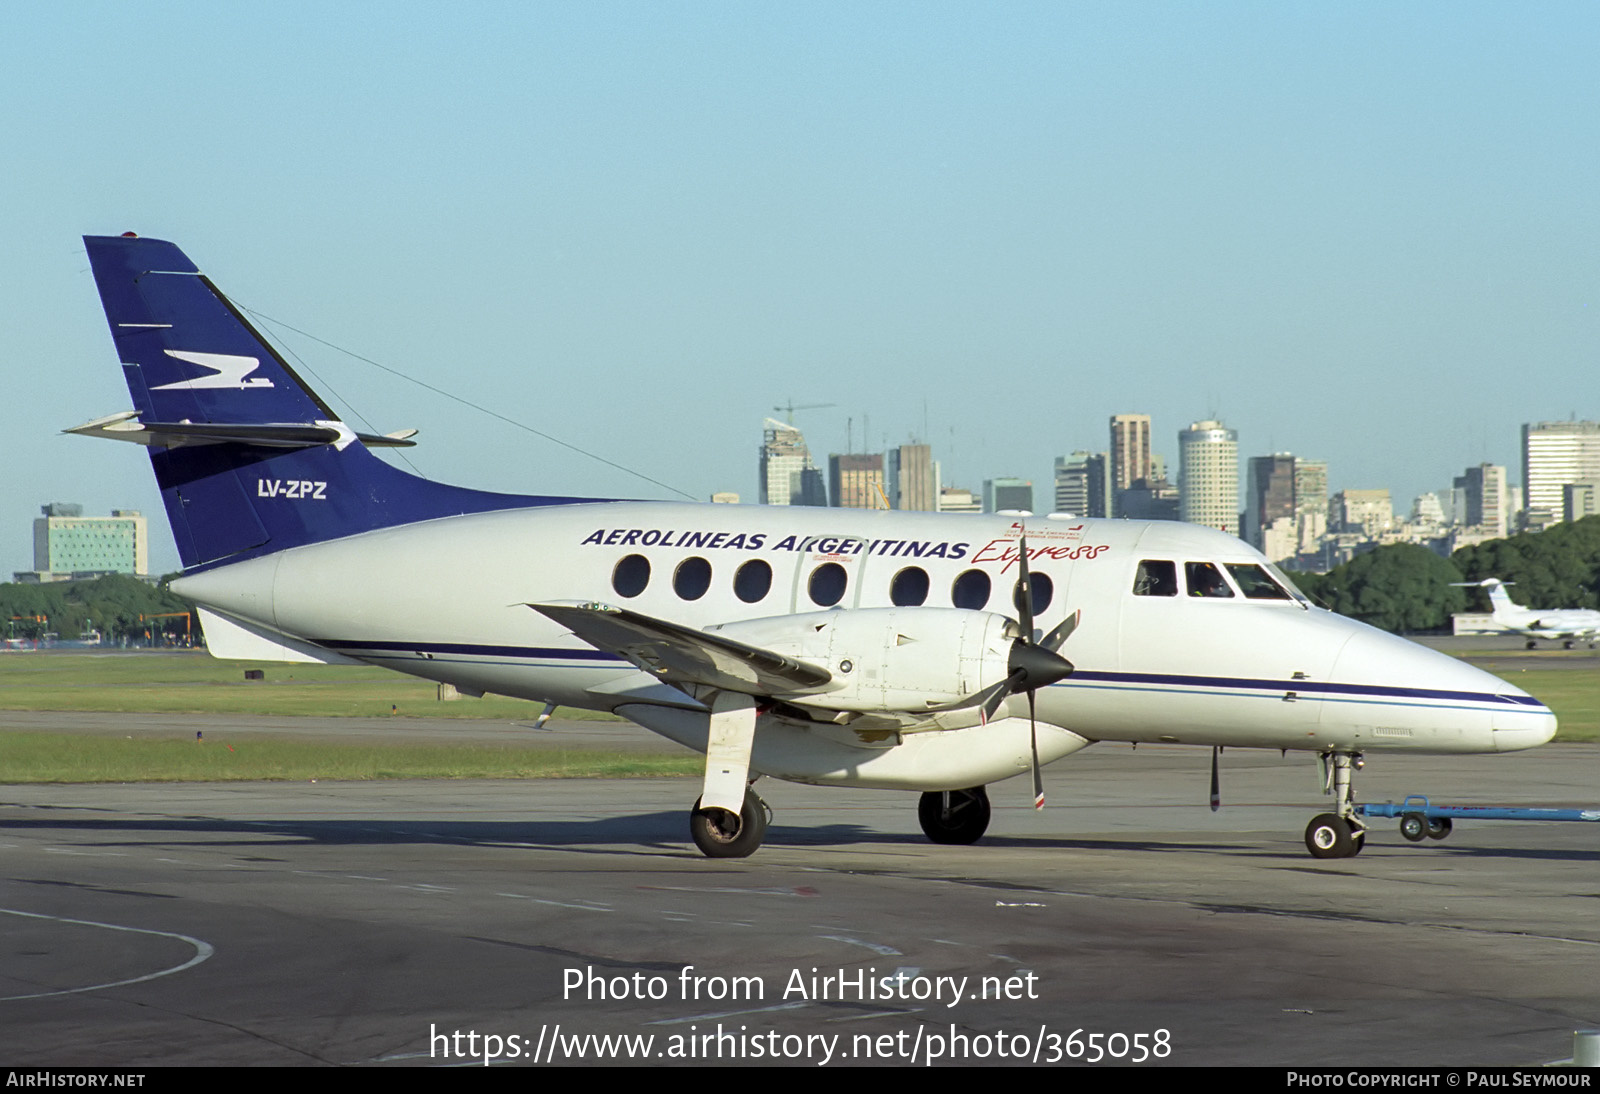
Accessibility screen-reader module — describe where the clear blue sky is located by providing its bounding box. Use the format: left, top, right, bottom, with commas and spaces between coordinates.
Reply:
5, 2, 1598, 576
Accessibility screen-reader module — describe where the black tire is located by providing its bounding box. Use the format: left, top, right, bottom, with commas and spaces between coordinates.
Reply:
1400, 814, 1428, 842
1305, 813, 1355, 859
918, 787, 991, 845
689, 790, 767, 858
1425, 816, 1453, 840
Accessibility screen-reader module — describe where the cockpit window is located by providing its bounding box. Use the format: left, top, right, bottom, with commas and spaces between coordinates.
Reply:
1264, 562, 1314, 606
1225, 563, 1292, 601
1185, 562, 1234, 598
1133, 560, 1178, 597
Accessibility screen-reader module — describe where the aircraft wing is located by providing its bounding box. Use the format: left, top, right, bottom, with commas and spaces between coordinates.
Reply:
531, 602, 833, 698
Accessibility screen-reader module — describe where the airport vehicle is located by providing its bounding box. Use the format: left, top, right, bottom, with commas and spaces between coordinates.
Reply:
74, 233, 1557, 860
1358, 795, 1600, 842
1454, 578, 1600, 649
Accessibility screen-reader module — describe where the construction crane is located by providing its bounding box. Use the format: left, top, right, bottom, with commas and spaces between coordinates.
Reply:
772, 400, 836, 425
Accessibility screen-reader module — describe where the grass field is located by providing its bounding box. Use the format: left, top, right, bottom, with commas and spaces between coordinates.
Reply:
1487, 669, 1600, 742
1, 648, 1593, 784
0, 732, 700, 783
0, 650, 607, 720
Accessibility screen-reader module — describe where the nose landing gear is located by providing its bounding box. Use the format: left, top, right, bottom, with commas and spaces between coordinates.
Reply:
1305, 750, 1367, 859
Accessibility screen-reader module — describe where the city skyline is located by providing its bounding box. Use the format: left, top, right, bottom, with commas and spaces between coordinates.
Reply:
752, 410, 1590, 545
8, 5, 1600, 577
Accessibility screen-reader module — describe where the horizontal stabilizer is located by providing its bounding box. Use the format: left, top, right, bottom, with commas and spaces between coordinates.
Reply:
65, 411, 417, 449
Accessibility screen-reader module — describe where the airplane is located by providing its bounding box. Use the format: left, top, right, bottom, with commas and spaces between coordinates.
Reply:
72, 233, 1557, 861
1453, 578, 1600, 649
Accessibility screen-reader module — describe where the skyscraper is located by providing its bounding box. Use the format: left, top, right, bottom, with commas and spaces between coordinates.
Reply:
984, 478, 1034, 513
1453, 463, 1508, 537
1294, 459, 1328, 519
1054, 452, 1109, 517
760, 418, 827, 507
887, 444, 938, 511
829, 453, 885, 509
1244, 454, 1297, 549
1523, 420, 1600, 529
1109, 414, 1152, 516
1178, 420, 1239, 535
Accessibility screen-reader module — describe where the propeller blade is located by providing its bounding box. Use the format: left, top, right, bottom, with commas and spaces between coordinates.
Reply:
923, 675, 1011, 717
1029, 687, 1044, 809
984, 669, 1026, 721
1040, 609, 1081, 652
1014, 534, 1035, 640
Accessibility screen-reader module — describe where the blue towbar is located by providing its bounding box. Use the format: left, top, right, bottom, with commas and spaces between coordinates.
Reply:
1356, 795, 1600, 842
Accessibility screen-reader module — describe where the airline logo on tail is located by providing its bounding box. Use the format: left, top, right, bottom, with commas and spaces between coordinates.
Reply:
149, 350, 275, 391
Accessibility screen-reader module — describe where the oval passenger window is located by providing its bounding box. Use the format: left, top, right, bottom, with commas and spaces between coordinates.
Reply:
673, 557, 712, 601
612, 554, 650, 598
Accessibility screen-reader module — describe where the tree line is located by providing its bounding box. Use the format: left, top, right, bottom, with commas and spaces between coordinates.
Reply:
1291, 515, 1600, 633
0, 573, 194, 644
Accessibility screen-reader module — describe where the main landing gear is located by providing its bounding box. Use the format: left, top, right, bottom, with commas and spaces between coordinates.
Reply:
689, 788, 769, 858
1304, 750, 1366, 859
918, 786, 992, 844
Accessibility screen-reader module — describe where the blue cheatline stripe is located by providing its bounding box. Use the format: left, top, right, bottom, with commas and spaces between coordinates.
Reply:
1066, 670, 1547, 710
1062, 680, 1540, 716
315, 639, 626, 662
309, 639, 1548, 711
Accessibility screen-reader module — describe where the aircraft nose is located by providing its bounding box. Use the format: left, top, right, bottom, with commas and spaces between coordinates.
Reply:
1328, 628, 1556, 752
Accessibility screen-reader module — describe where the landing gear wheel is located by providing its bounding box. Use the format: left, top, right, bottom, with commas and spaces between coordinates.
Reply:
918, 787, 991, 845
689, 789, 767, 858
1305, 813, 1357, 859
1399, 813, 1428, 842
1425, 816, 1453, 840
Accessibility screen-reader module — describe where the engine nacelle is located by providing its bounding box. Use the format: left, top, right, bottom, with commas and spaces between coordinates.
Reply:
708, 607, 1017, 713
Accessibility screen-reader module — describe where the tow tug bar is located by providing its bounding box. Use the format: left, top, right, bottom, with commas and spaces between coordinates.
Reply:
1357, 795, 1600, 842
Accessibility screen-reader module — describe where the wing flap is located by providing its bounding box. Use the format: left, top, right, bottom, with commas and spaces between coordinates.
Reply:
531, 602, 832, 697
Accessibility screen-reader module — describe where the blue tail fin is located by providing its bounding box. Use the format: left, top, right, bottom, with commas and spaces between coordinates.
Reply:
82, 234, 590, 569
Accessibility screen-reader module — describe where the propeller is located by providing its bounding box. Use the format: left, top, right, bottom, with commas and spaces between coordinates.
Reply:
1005, 535, 1077, 809
923, 534, 1078, 808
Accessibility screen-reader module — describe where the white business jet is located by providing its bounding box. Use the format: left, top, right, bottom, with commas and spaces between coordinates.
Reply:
1454, 578, 1600, 649
72, 234, 1555, 860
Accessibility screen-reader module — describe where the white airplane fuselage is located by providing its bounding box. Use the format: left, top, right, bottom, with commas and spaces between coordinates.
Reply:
172, 501, 1555, 792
